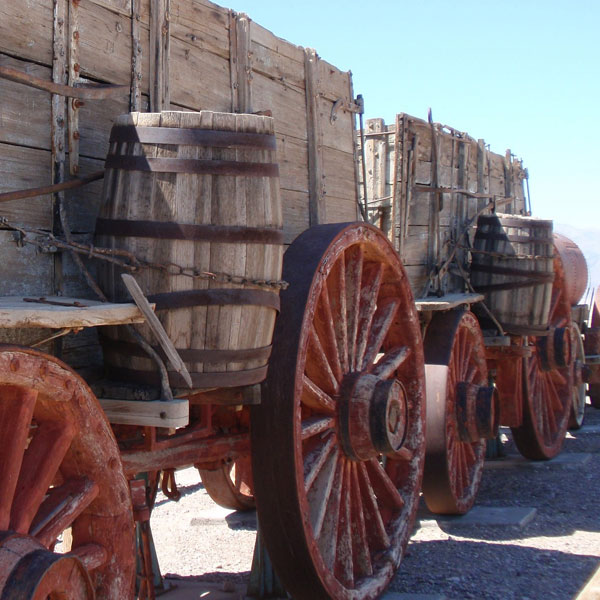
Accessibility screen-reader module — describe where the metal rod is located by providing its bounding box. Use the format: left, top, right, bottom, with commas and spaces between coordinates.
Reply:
0, 65, 128, 99
0, 171, 104, 203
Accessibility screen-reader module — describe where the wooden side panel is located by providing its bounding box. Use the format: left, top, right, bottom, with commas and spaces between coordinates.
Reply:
0, 0, 359, 374
361, 113, 529, 296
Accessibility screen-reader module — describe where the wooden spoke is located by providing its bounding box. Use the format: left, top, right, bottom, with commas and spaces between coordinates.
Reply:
310, 454, 342, 542
371, 346, 410, 379
69, 543, 109, 571
304, 435, 337, 491
334, 461, 354, 588
365, 459, 405, 511
306, 326, 340, 395
349, 463, 373, 578
252, 223, 425, 599
301, 376, 336, 414
11, 419, 77, 534
361, 298, 400, 370
328, 254, 349, 373
31, 478, 99, 548
317, 285, 344, 383
0, 387, 37, 529
355, 263, 384, 369
301, 416, 335, 440
345, 246, 364, 370
356, 462, 390, 551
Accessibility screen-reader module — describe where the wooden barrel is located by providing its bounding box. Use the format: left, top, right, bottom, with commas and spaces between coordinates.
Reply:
95, 111, 283, 390
470, 213, 554, 335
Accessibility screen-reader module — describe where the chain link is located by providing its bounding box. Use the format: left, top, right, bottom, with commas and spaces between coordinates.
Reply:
1, 218, 289, 290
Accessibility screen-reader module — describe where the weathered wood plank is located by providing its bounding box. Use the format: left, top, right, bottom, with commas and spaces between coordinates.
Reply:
0, 297, 146, 328
98, 397, 189, 427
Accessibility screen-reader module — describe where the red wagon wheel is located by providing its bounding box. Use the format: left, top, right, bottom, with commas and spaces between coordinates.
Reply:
568, 323, 586, 429
251, 223, 426, 600
422, 310, 491, 515
0, 346, 135, 599
512, 254, 573, 459
198, 455, 255, 511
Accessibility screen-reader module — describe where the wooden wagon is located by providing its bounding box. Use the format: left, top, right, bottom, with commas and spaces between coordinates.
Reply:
0, 0, 593, 599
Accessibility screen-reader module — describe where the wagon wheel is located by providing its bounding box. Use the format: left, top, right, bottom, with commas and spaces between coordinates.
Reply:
251, 223, 426, 599
585, 287, 600, 409
568, 323, 586, 429
512, 254, 573, 459
422, 310, 491, 515
0, 346, 135, 599
198, 455, 255, 511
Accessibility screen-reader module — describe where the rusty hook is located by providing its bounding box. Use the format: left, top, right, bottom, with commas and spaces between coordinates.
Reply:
161, 469, 181, 501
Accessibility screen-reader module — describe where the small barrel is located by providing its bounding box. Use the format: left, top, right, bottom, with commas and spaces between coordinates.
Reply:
553, 233, 588, 306
95, 111, 283, 390
470, 213, 554, 335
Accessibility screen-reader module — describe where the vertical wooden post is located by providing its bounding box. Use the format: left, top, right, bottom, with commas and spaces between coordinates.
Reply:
150, 0, 170, 112
392, 113, 405, 254
67, 0, 80, 176
229, 12, 252, 113
130, 0, 142, 111
52, 0, 68, 352
504, 149, 513, 213
477, 138, 487, 211
304, 48, 324, 225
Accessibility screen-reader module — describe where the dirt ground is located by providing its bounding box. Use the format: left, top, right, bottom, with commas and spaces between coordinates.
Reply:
150, 403, 600, 599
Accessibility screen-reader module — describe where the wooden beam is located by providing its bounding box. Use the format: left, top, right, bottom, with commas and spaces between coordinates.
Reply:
98, 397, 189, 427
414, 293, 484, 312
0, 297, 148, 329
150, 0, 170, 111
304, 48, 324, 225
229, 12, 252, 113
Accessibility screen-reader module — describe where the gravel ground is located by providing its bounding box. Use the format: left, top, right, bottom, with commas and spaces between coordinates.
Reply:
151, 404, 600, 599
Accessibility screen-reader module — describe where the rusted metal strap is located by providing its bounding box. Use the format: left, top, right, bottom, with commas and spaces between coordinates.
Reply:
475, 232, 553, 244
108, 365, 268, 389
100, 336, 272, 363
109, 125, 277, 149
474, 280, 552, 292
95, 218, 283, 244
0, 65, 128, 99
104, 155, 279, 177
477, 215, 552, 229
470, 263, 555, 281
0, 170, 104, 203
147, 289, 280, 312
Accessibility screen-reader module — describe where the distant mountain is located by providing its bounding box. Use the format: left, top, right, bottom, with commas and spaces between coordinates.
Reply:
554, 223, 600, 303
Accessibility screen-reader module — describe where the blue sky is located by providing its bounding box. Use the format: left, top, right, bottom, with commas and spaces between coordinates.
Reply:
227, 0, 599, 230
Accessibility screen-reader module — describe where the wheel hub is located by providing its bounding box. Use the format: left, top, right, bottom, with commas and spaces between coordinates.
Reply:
538, 326, 573, 371
338, 373, 408, 461
455, 382, 498, 443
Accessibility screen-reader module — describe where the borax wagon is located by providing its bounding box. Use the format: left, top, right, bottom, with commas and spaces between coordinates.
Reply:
0, 0, 596, 598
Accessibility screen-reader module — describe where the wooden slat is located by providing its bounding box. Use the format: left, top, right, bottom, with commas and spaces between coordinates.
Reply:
0, 297, 147, 328
98, 397, 189, 427
414, 293, 484, 312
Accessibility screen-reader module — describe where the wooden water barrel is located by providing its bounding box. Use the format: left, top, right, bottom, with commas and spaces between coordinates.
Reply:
470, 213, 554, 335
95, 111, 283, 389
